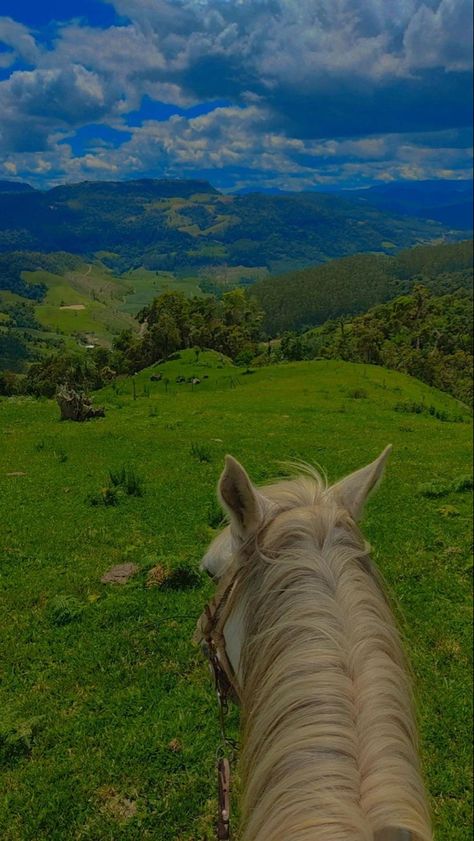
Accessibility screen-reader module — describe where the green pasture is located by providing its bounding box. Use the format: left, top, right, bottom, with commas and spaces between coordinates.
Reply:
22, 268, 136, 345
0, 354, 472, 840
119, 270, 204, 315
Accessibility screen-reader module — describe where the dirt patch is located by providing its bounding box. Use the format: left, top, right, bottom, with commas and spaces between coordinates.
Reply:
97, 787, 137, 822
59, 304, 86, 311
100, 563, 139, 584
145, 564, 169, 588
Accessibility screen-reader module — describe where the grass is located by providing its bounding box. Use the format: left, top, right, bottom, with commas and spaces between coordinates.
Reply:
0, 354, 472, 840
118, 268, 204, 315
21, 265, 137, 346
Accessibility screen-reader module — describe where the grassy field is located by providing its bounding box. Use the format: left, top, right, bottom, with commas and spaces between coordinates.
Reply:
118, 269, 204, 315
0, 353, 472, 840
23, 266, 136, 346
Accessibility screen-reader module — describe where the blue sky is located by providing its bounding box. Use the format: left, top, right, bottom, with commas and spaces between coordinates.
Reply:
0, 0, 472, 191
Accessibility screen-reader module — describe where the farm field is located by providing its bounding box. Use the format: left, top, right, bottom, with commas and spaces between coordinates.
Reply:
0, 354, 472, 840
118, 269, 205, 315
22, 265, 136, 346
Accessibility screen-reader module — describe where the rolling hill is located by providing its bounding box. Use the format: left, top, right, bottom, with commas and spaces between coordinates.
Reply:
1, 240, 472, 377
339, 179, 473, 230
252, 239, 473, 335
0, 353, 471, 840
0, 178, 459, 276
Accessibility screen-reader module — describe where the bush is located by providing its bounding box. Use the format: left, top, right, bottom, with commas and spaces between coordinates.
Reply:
0, 718, 41, 764
347, 388, 368, 399
418, 482, 451, 499
47, 595, 83, 626
190, 442, 212, 463
108, 466, 144, 497
394, 401, 465, 422
160, 564, 202, 590
453, 476, 473, 493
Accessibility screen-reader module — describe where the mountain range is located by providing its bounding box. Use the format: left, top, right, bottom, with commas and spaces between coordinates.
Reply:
337, 179, 473, 230
0, 178, 468, 277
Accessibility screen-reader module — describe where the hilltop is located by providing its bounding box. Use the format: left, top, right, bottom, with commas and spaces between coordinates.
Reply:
0, 181, 35, 195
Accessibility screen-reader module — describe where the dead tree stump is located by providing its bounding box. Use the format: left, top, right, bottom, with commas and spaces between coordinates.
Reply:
57, 386, 105, 421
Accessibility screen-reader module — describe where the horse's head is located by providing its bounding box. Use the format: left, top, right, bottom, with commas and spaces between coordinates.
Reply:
197, 449, 432, 841
198, 448, 392, 687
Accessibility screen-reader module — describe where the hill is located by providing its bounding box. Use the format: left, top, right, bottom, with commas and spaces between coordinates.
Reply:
282, 284, 472, 404
0, 181, 36, 195
0, 356, 471, 840
0, 177, 458, 275
0, 253, 140, 372
339, 180, 473, 230
252, 239, 473, 335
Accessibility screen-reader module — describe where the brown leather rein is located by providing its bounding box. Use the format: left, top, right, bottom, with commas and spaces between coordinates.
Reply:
194, 566, 243, 840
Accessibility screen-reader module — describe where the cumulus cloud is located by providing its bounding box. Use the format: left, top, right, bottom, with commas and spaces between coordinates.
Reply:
0, 0, 472, 187
2, 104, 470, 192
0, 16, 41, 65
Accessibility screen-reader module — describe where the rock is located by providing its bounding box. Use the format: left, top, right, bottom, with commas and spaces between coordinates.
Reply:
100, 563, 139, 584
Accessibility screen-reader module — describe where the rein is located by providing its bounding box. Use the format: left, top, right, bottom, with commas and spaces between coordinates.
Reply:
195, 568, 242, 840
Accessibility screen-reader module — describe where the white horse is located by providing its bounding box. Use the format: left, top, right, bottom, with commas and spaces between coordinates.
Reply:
197, 449, 432, 841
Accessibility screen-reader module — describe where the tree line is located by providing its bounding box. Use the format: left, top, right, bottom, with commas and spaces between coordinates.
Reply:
0, 288, 263, 397
276, 284, 472, 404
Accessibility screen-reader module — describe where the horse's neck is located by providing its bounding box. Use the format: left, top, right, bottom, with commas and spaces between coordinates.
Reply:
237, 550, 431, 841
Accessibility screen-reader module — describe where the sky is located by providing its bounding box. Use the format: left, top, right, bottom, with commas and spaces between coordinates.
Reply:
0, 0, 472, 192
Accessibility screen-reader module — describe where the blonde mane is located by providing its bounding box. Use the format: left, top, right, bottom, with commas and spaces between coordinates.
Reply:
218, 466, 432, 841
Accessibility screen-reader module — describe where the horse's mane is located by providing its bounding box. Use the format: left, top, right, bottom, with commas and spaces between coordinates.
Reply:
233, 469, 432, 841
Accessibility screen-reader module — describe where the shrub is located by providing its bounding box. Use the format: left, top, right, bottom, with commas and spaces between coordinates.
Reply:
108, 466, 144, 497
0, 718, 41, 764
347, 388, 368, 399
418, 476, 473, 498
47, 595, 83, 626
418, 482, 451, 499
453, 476, 473, 493
394, 401, 425, 415
161, 564, 202, 590
190, 442, 212, 463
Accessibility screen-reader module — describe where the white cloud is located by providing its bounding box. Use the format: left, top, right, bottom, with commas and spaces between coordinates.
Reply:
0, 16, 41, 64
404, 0, 473, 71
0, 1, 471, 187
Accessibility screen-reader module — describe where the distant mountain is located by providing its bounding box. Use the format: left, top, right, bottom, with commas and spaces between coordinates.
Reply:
0, 181, 36, 194
340, 180, 473, 230
251, 239, 473, 335
49, 178, 219, 201
0, 177, 459, 274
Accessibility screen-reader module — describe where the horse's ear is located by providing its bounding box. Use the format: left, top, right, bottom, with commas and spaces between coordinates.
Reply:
331, 445, 392, 521
219, 455, 263, 539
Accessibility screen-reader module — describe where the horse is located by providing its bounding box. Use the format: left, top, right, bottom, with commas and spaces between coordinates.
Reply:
196, 449, 432, 841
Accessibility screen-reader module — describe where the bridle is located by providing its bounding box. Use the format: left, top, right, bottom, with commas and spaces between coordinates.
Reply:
194, 563, 243, 840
